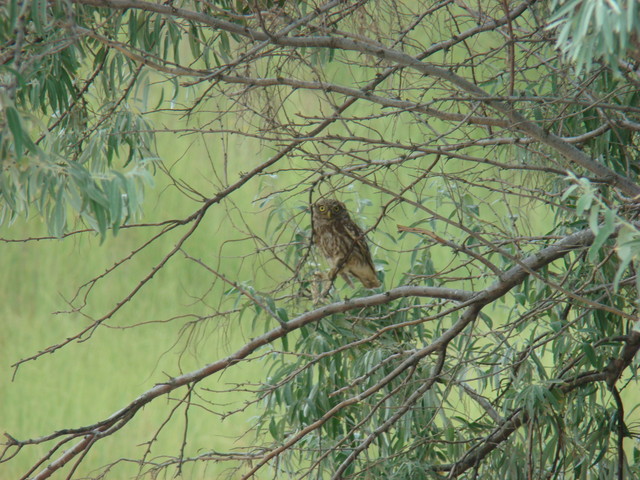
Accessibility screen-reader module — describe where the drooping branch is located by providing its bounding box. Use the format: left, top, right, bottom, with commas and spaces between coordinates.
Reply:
6, 285, 470, 479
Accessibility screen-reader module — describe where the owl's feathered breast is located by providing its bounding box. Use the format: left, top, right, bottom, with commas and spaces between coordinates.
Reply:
311, 200, 380, 288
313, 210, 372, 269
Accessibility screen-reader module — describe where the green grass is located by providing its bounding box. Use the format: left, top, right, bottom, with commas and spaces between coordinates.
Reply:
0, 117, 275, 478
0, 227, 260, 478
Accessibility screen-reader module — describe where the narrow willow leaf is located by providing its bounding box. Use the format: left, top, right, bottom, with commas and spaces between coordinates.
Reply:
91, 199, 108, 241
588, 207, 616, 262
576, 189, 593, 216
51, 185, 67, 237
32, 0, 48, 35
581, 342, 598, 368
6, 106, 24, 158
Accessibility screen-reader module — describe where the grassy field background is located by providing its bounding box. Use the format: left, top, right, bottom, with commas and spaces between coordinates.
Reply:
0, 115, 276, 478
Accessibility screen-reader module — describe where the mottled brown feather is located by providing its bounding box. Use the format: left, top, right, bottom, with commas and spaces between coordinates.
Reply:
312, 199, 381, 288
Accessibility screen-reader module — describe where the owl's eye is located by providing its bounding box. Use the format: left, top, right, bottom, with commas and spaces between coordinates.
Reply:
318, 205, 327, 212
332, 205, 341, 212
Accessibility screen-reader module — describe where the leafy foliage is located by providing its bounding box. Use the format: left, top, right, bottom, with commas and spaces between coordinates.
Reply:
1, 1, 158, 236
548, 0, 640, 74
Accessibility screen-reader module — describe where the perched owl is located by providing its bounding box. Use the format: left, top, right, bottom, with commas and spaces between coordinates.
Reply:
312, 199, 381, 289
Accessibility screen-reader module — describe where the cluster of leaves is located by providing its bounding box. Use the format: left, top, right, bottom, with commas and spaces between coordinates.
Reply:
1, 1, 158, 236
259, 283, 443, 478
1, 0, 306, 237
563, 173, 640, 295
548, 0, 640, 74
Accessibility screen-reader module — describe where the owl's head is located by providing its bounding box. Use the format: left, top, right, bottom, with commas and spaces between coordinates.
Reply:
313, 199, 347, 221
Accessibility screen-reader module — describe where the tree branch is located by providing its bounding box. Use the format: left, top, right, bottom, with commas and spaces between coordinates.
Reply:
73, 0, 640, 197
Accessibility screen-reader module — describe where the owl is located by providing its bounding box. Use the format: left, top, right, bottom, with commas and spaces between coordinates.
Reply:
312, 199, 381, 289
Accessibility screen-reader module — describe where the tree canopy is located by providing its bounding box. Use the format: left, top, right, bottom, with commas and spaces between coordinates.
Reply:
2, 1, 640, 479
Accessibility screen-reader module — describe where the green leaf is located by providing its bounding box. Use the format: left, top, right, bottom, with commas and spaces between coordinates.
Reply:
6, 106, 24, 159
93, 46, 108, 70
268, 416, 280, 440
588, 207, 616, 262
31, 0, 49, 35
280, 333, 289, 351
613, 224, 640, 291
277, 307, 289, 324
575, 189, 593, 216
91, 199, 108, 241
51, 185, 67, 236
581, 342, 598, 368
108, 180, 123, 235
561, 183, 578, 201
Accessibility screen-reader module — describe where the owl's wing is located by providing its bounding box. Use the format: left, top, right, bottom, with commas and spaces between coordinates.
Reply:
341, 220, 376, 269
